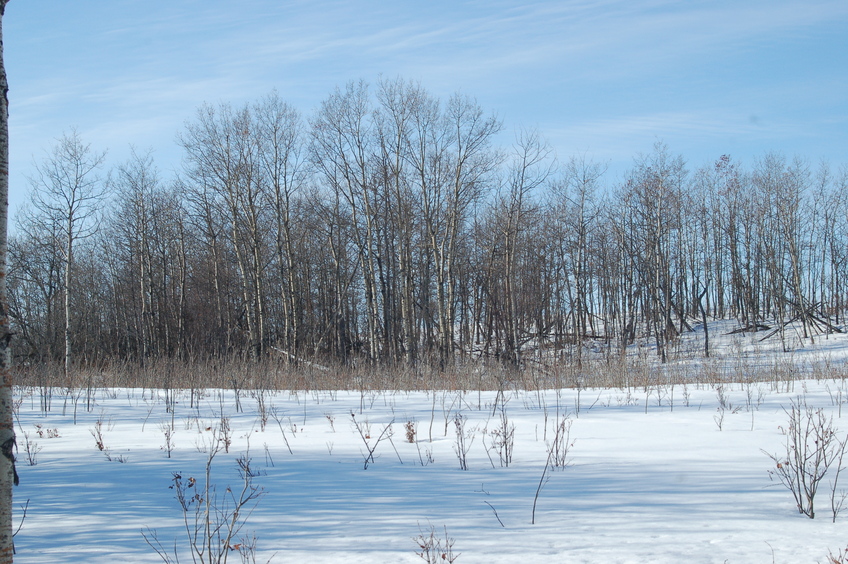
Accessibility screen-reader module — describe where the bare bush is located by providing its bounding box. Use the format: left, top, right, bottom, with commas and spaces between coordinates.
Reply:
414, 524, 458, 564
350, 412, 394, 470
453, 414, 475, 471
143, 439, 265, 564
764, 397, 847, 519
160, 421, 175, 459
20, 432, 41, 466
830, 434, 848, 522
487, 403, 514, 468
827, 545, 848, 564
218, 414, 233, 453
533, 413, 574, 524
90, 417, 126, 462
90, 418, 106, 452
34, 423, 59, 438
547, 414, 574, 470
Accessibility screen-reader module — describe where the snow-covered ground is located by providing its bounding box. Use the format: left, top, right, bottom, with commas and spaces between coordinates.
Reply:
12, 323, 848, 563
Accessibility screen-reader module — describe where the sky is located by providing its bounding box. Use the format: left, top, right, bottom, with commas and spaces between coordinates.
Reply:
5, 0, 847, 219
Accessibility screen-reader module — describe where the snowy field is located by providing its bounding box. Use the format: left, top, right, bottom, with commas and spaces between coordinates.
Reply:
11, 324, 848, 563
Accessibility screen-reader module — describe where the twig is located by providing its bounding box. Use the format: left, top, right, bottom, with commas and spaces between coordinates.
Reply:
351, 413, 394, 469
387, 434, 404, 465
270, 408, 293, 455
532, 453, 552, 525
13, 499, 29, 537
484, 501, 505, 528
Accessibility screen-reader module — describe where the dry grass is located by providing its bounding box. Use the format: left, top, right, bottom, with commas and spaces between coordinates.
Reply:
13, 347, 846, 395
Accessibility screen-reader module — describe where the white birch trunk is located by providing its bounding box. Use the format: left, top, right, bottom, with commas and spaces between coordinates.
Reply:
0, 2, 16, 561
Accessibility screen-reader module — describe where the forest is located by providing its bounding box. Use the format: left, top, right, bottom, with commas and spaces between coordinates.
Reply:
9, 77, 848, 376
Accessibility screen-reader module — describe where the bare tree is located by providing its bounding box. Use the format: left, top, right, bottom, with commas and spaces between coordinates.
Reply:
753, 154, 814, 347
180, 103, 268, 358
110, 149, 160, 361
549, 156, 605, 363
310, 81, 383, 362
8, 77, 848, 372
375, 77, 424, 365
255, 91, 307, 362
28, 130, 105, 378
108, 151, 190, 360
416, 94, 501, 364
485, 128, 552, 365
618, 143, 687, 362
9, 208, 64, 361
181, 174, 234, 356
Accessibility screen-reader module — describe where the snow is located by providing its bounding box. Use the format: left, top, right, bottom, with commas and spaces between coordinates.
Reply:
12, 324, 848, 563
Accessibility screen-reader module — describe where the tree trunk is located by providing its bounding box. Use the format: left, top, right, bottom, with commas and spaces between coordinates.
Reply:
0, 2, 17, 561
64, 221, 73, 379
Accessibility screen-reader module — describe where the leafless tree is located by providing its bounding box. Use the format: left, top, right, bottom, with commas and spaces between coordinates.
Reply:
478, 128, 552, 366
617, 143, 687, 362
549, 156, 605, 363
108, 151, 190, 360
255, 91, 307, 362
180, 103, 268, 358
311, 81, 384, 362
375, 77, 425, 364
28, 129, 106, 377
8, 210, 64, 361
7, 79, 848, 375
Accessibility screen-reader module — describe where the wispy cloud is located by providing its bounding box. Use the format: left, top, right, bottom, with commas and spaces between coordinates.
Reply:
5, 0, 847, 211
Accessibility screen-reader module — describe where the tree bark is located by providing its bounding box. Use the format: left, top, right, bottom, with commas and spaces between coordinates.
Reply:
0, 2, 16, 561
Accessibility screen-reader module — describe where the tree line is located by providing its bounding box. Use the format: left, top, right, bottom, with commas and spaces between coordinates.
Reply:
9, 78, 848, 371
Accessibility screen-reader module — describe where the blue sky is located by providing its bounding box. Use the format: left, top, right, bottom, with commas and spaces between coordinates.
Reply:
6, 0, 847, 217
